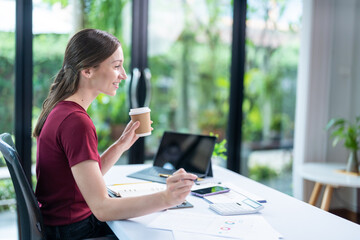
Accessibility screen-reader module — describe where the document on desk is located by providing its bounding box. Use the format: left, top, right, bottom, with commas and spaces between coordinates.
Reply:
192, 182, 266, 204
172, 231, 238, 240
172, 230, 280, 240
148, 211, 281, 239
204, 182, 266, 205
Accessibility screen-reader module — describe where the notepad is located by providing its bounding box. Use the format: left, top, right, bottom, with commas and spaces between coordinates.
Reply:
107, 182, 193, 209
107, 182, 166, 197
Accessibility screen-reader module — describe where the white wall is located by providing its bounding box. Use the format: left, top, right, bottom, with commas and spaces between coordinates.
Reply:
294, 0, 360, 212
327, 2, 359, 161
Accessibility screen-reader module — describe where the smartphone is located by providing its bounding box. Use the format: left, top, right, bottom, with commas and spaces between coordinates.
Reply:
191, 186, 230, 197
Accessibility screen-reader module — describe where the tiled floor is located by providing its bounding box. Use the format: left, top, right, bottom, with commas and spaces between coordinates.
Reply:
0, 210, 18, 240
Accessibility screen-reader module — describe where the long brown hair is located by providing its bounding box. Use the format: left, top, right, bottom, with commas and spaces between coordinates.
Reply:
33, 29, 120, 137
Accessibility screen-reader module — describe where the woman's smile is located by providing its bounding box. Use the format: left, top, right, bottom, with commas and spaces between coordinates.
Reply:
113, 81, 120, 89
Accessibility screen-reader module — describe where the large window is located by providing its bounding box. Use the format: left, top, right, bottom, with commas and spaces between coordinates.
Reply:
242, 0, 302, 195
145, 0, 233, 165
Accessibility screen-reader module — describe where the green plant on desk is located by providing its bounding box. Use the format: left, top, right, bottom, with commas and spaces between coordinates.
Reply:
210, 132, 227, 167
326, 116, 360, 174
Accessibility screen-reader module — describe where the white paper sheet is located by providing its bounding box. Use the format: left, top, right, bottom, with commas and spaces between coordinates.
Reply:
172, 231, 237, 240
148, 211, 282, 239
192, 182, 266, 203
224, 182, 267, 203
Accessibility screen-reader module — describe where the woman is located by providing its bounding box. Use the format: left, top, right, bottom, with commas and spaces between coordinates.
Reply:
33, 29, 197, 239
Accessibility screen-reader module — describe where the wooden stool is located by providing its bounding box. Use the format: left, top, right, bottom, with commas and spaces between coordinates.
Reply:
308, 182, 335, 211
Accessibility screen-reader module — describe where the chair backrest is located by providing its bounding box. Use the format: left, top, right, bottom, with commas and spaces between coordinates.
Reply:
0, 133, 45, 240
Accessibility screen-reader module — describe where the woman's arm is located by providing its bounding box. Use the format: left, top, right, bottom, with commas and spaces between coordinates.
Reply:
71, 160, 197, 221
99, 121, 140, 174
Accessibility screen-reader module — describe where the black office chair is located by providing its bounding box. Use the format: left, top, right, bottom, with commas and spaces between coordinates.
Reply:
0, 133, 117, 240
0, 133, 45, 240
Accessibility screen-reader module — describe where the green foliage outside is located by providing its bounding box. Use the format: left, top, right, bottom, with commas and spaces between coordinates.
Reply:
0, 32, 15, 141
243, 0, 300, 144
249, 165, 278, 182
0, 178, 16, 212
33, 34, 70, 109
243, 42, 299, 143
147, 1, 231, 139
0, 173, 37, 212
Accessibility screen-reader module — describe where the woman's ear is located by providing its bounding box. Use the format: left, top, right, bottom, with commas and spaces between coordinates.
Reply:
80, 68, 92, 79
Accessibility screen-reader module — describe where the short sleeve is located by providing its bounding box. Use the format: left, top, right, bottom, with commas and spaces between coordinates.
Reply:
57, 111, 101, 167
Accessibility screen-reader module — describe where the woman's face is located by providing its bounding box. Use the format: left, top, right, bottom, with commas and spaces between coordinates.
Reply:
90, 46, 127, 96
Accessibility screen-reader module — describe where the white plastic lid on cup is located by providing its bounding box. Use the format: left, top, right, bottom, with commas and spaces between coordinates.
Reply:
129, 107, 151, 115
136, 132, 151, 137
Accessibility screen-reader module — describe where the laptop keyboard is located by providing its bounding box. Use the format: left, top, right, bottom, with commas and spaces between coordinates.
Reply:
128, 166, 178, 184
148, 166, 175, 175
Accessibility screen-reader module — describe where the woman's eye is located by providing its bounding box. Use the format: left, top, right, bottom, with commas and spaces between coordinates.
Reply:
115, 65, 121, 69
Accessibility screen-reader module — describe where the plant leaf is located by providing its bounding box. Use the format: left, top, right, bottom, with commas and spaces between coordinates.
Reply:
326, 118, 345, 130
332, 137, 340, 147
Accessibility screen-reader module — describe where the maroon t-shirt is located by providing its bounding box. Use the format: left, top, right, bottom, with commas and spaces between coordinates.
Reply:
35, 101, 101, 226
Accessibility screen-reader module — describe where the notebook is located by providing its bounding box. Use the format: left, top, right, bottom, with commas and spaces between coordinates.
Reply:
107, 182, 194, 209
107, 182, 166, 197
127, 131, 217, 183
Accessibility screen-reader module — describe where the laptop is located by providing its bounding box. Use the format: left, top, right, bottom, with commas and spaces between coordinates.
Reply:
127, 131, 217, 183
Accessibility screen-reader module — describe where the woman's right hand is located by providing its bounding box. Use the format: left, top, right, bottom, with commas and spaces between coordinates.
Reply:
163, 168, 197, 207
116, 120, 140, 152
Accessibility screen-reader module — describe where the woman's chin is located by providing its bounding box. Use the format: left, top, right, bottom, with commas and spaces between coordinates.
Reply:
106, 91, 117, 97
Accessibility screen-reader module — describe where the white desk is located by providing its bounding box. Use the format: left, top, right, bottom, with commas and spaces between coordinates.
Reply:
299, 162, 360, 211
104, 164, 360, 240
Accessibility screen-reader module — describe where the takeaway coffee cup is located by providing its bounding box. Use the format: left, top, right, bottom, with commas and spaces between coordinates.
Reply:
129, 107, 152, 137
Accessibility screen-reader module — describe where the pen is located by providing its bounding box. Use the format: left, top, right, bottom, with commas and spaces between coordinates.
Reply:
158, 173, 204, 182
112, 182, 151, 186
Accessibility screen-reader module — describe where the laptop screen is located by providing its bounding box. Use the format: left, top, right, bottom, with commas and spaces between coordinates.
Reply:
153, 131, 217, 175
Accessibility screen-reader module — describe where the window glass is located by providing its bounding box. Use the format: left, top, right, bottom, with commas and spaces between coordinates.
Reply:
0, 0, 15, 142
146, 0, 233, 166
243, 0, 302, 195
0, 0, 16, 235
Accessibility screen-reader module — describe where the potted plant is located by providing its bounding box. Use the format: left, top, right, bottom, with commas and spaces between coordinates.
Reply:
209, 132, 227, 168
326, 116, 360, 174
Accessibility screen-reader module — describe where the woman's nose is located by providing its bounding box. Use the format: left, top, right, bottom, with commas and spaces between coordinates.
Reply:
119, 68, 127, 80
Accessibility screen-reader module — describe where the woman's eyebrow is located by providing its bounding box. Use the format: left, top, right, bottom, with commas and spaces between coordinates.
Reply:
111, 59, 123, 63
